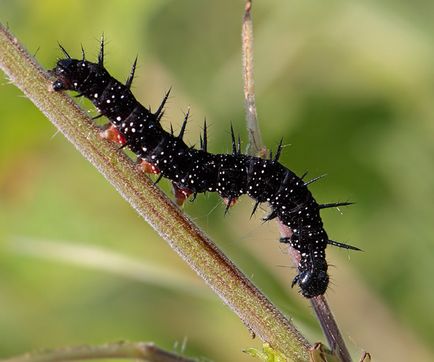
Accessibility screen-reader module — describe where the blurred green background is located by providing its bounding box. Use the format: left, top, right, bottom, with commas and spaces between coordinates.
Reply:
1, 0, 434, 361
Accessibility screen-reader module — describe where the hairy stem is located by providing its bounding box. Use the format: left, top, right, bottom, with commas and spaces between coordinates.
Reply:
0, 341, 194, 362
0, 23, 310, 361
242, 2, 352, 361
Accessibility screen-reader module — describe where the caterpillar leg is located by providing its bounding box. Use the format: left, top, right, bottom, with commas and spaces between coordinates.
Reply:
136, 159, 161, 175
172, 182, 193, 206
100, 124, 126, 145
223, 197, 238, 207
279, 237, 292, 245
222, 196, 238, 215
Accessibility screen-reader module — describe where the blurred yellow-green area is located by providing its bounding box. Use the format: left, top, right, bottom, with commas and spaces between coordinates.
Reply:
1, 1, 434, 361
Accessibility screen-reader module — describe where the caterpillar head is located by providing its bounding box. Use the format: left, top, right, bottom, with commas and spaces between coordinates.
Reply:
292, 260, 329, 298
52, 58, 91, 92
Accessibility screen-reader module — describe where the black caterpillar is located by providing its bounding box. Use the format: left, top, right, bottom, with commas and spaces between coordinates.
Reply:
51, 39, 360, 298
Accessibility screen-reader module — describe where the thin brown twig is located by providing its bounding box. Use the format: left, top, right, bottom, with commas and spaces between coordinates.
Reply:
0, 341, 194, 362
0, 23, 311, 361
242, 0, 265, 157
311, 296, 352, 362
242, 2, 352, 361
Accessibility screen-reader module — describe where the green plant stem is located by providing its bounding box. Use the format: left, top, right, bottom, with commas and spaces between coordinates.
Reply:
0, 341, 194, 362
0, 23, 310, 362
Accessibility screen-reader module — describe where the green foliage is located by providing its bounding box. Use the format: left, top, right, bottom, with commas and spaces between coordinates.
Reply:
244, 343, 288, 362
